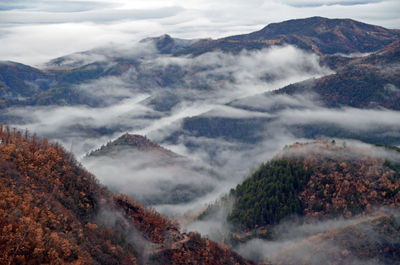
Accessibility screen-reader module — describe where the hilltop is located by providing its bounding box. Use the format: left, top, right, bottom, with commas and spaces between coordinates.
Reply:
87, 133, 177, 158
226, 141, 400, 230
0, 17, 399, 110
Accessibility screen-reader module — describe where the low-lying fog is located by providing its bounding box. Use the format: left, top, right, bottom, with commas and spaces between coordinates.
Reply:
5, 42, 400, 227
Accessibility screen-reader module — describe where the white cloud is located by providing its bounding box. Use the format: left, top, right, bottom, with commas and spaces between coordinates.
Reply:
83, 150, 219, 207
0, 0, 399, 65
202, 105, 272, 118
235, 210, 400, 264
280, 107, 400, 131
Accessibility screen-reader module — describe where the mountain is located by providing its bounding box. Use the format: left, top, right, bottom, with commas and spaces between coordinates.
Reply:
0, 125, 254, 264
200, 141, 400, 230
0, 17, 399, 112
156, 20, 400, 150
84, 133, 218, 207
87, 133, 178, 158
178, 17, 400, 56
188, 141, 400, 264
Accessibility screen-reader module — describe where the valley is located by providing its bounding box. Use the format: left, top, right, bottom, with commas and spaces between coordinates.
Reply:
1, 15, 400, 264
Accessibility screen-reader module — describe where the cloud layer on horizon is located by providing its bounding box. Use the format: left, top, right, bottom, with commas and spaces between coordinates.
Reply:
0, 0, 399, 65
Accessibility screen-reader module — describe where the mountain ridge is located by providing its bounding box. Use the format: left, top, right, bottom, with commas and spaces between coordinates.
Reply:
1, 16, 399, 110
177, 16, 400, 56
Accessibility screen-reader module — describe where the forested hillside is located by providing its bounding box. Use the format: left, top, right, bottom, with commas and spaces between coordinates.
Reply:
229, 160, 312, 227
1, 15, 400, 265
226, 141, 400, 229
0, 126, 254, 264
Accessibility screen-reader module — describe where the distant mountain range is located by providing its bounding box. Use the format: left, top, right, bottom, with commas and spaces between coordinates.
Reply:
176, 16, 400, 56
1, 16, 399, 164
1, 16, 399, 109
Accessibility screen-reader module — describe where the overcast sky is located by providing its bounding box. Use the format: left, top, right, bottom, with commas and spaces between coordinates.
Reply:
0, 0, 399, 65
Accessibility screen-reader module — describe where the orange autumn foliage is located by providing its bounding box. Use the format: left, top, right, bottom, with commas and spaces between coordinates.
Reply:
0, 125, 253, 265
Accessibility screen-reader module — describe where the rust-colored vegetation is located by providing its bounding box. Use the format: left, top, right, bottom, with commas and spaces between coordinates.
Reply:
0, 125, 253, 265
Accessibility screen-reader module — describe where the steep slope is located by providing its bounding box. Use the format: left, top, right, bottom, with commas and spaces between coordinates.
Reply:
0, 125, 254, 265
0, 17, 398, 111
179, 17, 400, 56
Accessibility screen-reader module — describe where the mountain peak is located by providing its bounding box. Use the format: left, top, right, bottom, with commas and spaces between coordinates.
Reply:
141, 34, 197, 54
87, 133, 177, 157
258, 16, 376, 34
215, 16, 400, 55
116, 133, 157, 147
